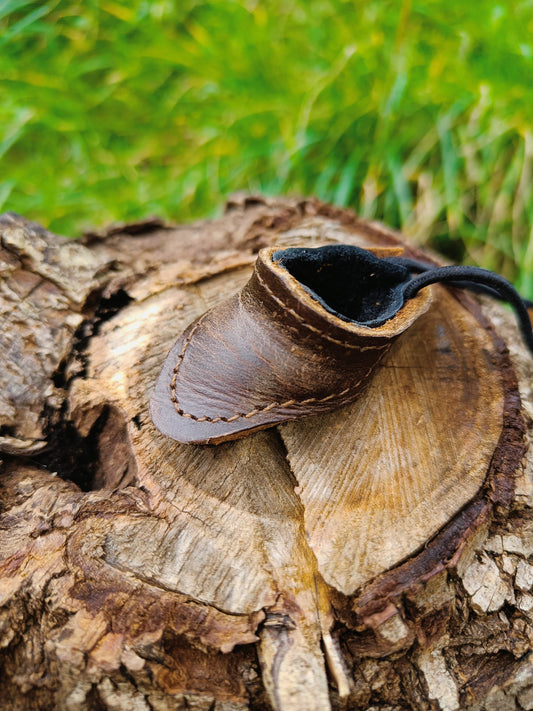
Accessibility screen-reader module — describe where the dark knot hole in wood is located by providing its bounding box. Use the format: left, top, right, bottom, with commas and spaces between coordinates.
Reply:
35, 404, 139, 492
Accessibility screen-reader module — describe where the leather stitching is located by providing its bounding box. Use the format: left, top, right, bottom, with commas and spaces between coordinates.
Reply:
169, 308, 391, 424
255, 270, 391, 351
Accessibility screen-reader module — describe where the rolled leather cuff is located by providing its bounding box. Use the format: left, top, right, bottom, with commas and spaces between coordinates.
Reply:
150, 245, 433, 444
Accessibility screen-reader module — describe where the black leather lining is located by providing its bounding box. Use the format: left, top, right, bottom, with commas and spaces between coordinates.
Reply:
274, 245, 410, 327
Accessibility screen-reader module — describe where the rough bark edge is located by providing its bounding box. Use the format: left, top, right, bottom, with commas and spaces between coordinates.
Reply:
2, 199, 529, 711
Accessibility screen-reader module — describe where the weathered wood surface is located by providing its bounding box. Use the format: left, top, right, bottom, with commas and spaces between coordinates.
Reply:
0, 197, 532, 711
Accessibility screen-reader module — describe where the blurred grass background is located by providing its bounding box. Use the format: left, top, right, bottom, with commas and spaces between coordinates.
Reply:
1, 0, 532, 295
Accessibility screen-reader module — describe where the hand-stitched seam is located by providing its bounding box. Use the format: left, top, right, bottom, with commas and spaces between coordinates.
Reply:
255, 269, 390, 352
169, 312, 390, 423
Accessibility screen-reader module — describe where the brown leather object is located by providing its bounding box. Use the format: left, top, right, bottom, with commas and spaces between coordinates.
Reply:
150, 246, 433, 444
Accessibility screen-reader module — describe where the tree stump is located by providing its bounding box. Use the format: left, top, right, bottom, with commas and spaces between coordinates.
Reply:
1, 196, 532, 711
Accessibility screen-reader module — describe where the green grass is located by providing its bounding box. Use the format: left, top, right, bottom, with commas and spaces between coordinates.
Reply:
1, 0, 532, 295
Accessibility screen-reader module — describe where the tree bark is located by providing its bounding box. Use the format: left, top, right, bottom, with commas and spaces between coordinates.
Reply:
1, 197, 532, 711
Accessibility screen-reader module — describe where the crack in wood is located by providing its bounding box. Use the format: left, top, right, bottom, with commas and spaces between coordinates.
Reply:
1, 202, 532, 710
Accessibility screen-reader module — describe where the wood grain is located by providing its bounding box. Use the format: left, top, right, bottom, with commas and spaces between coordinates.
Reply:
0, 199, 529, 711
281, 286, 504, 593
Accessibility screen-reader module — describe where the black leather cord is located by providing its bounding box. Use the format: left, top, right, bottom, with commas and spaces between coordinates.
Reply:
397, 264, 533, 355
387, 256, 533, 308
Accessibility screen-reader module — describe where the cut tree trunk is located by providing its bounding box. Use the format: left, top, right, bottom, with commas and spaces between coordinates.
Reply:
1, 196, 533, 711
